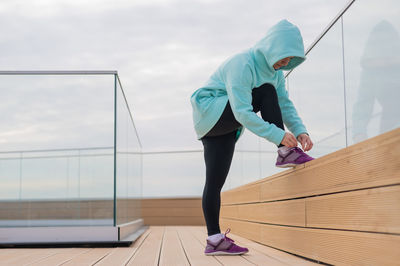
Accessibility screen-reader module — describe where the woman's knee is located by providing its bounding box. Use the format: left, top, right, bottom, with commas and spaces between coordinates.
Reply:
254, 83, 277, 97
252, 83, 278, 110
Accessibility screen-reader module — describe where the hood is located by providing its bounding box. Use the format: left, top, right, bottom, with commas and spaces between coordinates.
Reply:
252, 19, 306, 71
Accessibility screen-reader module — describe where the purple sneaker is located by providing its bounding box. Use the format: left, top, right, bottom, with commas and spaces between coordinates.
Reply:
275, 147, 314, 168
204, 228, 249, 256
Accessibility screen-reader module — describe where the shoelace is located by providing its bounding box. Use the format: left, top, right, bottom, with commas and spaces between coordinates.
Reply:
292, 147, 313, 160
223, 228, 235, 243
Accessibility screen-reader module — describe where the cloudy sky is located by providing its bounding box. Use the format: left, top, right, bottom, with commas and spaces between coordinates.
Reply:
0, 0, 350, 152
2, 0, 400, 200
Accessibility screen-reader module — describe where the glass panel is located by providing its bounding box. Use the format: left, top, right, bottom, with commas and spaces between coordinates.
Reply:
232, 133, 261, 187
227, 150, 244, 191
343, 0, 400, 145
116, 77, 142, 225
141, 152, 204, 198
260, 151, 284, 178
286, 21, 346, 158
0, 75, 115, 227
0, 75, 114, 150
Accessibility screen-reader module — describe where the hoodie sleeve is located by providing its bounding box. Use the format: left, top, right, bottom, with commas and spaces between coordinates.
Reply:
276, 73, 308, 138
222, 57, 286, 145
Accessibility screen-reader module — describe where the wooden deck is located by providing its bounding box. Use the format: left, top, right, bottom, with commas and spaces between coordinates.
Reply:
0, 226, 319, 265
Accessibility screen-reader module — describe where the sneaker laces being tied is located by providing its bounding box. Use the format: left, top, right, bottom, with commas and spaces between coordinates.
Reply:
292, 147, 313, 160
223, 228, 235, 242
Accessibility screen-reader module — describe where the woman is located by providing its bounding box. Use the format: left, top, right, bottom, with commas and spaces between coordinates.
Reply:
190, 19, 314, 256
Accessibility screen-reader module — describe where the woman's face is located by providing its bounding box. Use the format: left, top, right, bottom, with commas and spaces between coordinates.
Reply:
273, 56, 294, 70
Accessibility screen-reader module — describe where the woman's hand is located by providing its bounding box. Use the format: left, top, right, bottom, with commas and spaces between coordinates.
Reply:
297, 133, 313, 152
281, 132, 298, 148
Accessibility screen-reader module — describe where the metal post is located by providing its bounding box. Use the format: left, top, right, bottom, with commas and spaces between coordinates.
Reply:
341, 17, 349, 147
113, 74, 118, 227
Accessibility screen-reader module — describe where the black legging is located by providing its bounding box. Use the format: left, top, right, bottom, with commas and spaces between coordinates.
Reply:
201, 83, 285, 236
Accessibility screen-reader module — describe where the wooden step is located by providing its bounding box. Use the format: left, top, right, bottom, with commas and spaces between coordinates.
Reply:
221, 128, 400, 204
221, 218, 400, 266
221, 185, 400, 234
220, 128, 400, 265
221, 198, 306, 227
306, 184, 400, 233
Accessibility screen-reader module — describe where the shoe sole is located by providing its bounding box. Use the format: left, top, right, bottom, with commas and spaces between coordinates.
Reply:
275, 163, 298, 168
205, 251, 248, 255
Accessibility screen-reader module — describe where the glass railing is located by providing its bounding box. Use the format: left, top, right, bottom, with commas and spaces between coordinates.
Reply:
141, 0, 400, 197
0, 147, 114, 227
342, 0, 400, 145
141, 150, 204, 198
287, 0, 400, 157
227, 0, 400, 188
140, 147, 281, 197
0, 71, 142, 242
2, 0, 399, 219
115, 75, 142, 225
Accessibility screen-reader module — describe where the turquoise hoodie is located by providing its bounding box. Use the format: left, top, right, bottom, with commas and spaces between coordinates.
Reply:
190, 19, 308, 145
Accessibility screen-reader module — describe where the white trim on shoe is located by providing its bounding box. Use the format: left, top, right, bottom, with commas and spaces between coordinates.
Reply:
275, 163, 297, 168
205, 250, 247, 255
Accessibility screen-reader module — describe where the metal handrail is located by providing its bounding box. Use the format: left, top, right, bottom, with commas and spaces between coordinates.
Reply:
0, 147, 278, 155
285, 0, 356, 77
0, 70, 117, 75
0, 146, 114, 154
141, 149, 276, 154
116, 75, 143, 149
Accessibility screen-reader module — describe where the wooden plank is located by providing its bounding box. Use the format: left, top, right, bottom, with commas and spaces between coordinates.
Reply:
95, 226, 151, 265
142, 216, 205, 225
191, 226, 290, 266
221, 165, 305, 205
189, 226, 254, 266
0, 249, 22, 260
220, 219, 262, 243
224, 165, 302, 192
306, 185, 400, 234
0, 248, 61, 265
126, 226, 164, 265
62, 248, 113, 265
221, 183, 260, 205
303, 127, 400, 167
221, 199, 306, 227
222, 185, 400, 234
141, 198, 202, 208
141, 207, 202, 217
28, 248, 91, 266
159, 227, 190, 265
175, 226, 221, 266
221, 217, 400, 266
220, 204, 239, 218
